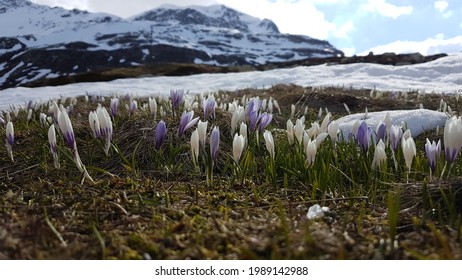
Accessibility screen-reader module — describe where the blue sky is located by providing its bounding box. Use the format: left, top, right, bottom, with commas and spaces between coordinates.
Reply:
30, 0, 462, 56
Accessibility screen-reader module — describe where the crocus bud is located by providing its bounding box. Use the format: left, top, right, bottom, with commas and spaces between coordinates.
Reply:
286, 119, 294, 145
88, 111, 101, 138
294, 118, 305, 145
305, 138, 317, 166
390, 125, 403, 152
248, 110, 259, 132
232, 133, 245, 163
170, 89, 184, 112
129, 100, 138, 116
372, 139, 387, 168
402, 135, 416, 170
191, 129, 199, 166
197, 120, 208, 147
154, 120, 167, 150
258, 112, 272, 133
5, 121, 14, 162
357, 121, 372, 152
425, 138, 441, 173
58, 109, 76, 150
110, 97, 119, 118
231, 106, 245, 135
444, 116, 462, 164
239, 122, 248, 141
97, 106, 113, 156
210, 126, 220, 161
149, 97, 157, 120
327, 121, 339, 143
27, 109, 33, 122
376, 122, 387, 144
48, 124, 60, 168
263, 130, 275, 160
203, 96, 216, 120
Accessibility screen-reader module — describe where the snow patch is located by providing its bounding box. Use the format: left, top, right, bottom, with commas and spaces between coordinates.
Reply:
337, 109, 448, 140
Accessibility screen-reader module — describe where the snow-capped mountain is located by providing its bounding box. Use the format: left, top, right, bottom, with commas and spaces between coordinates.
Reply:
0, 0, 343, 89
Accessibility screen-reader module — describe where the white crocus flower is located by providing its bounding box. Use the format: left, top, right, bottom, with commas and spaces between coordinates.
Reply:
48, 124, 60, 168
197, 120, 208, 147
294, 118, 305, 145
232, 133, 245, 163
320, 112, 331, 133
191, 128, 200, 167
286, 119, 294, 145
149, 97, 157, 120
88, 111, 101, 138
307, 122, 320, 139
328, 121, 339, 143
239, 122, 248, 140
263, 130, 275, 160
402, 134, 416, 171
305, 138, 317, 166
315, 132, 328, 146
231, 105, 244, 135
97, 106, 113, 156
372, 139, 387, 168
290, 104, 296, 118
5, 121, 14, 162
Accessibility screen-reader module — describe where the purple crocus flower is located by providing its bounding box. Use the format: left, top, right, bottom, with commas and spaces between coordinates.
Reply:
375, 122, 387, 144
170, 89, 184, 112
178, 111, 199, 137
27, 100, 34, 110
210, 126, 220, 161
110, 97, 119, 118
155, 120, 167, 150
389, 125, 403, 152
58, 109, 76, 150
129, 100, 138, 116
425, 138, 441, 173
246, 98, 261, 120
258, 112, 272, 133
357, 121, 372, 152
203, 96, 216, 120
248, 110, 259, 132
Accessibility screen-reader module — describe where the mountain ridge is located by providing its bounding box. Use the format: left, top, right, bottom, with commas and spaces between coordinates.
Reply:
0, 0, 344, 89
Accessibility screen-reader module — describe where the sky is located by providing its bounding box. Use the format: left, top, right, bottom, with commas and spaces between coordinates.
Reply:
29, 0, 462, 56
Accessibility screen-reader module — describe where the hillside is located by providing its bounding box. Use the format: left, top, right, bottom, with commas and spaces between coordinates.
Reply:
0, 0, 343, 89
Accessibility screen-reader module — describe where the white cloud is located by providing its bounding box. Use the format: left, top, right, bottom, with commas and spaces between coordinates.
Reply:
361, 35, 462, 55
30, 0, 90, 10
434, 0, 453, 18
341, 47, 356, 56
215, 0, 336, 39
434, 0, 448, 12
361, 0, 413, 19
333, 20, 354, 38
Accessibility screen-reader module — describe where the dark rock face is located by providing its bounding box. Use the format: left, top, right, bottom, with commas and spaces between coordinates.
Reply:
260, 52, 448, 69
133, 5, 280, 34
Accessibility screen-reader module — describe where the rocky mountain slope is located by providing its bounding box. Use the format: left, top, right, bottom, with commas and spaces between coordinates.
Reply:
0, 0, 343, 89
